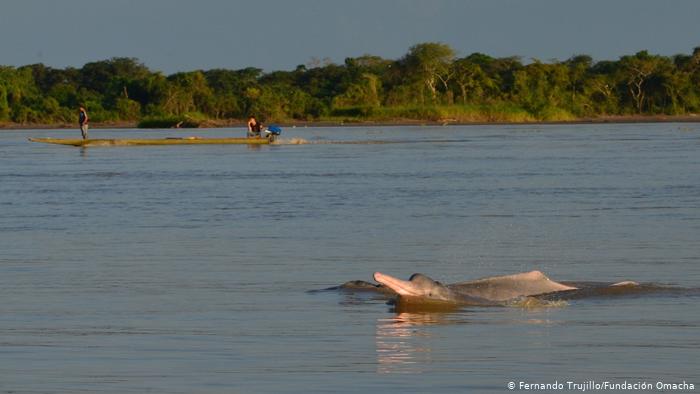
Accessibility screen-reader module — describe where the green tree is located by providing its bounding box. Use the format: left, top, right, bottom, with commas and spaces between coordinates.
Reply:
115, 97, 141, 120
81, 57, 149, 93
482, 56, 523, 101
401, 42, 456, 103
513, 60, 570, 117
163, 71, 213, 116
128, 73, 168, 115
618, 51, 667, 113
452, 57, 495, 104
671, 48, 700, 112
4, 45, 700, 125
565, 55, 593, 115
0, 67, 13, 120
332, 73, 382, 109
0, 66, 46, 123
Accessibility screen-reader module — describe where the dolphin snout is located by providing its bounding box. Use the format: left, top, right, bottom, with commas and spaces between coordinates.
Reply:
374, 272, 395, 286
374, 272, 418, 296
373, 272, 384, 283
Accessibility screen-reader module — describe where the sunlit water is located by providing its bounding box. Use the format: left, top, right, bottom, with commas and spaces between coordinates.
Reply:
1, 124, 699, 392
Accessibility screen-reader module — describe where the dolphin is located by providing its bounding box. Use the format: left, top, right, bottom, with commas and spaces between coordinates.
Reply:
318, 280, 395, 295
373, 271, 581, 305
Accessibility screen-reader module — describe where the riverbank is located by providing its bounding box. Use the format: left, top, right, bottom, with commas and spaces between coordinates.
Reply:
1, 114, 699, 130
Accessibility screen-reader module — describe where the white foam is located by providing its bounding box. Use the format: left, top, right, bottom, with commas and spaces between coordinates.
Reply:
272, 138, 310, 145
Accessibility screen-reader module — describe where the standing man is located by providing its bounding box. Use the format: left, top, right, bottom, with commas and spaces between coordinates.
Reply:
79, 106, 89, 140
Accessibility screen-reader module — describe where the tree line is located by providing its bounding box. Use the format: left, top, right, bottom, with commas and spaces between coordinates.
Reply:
1, 42, 699, 126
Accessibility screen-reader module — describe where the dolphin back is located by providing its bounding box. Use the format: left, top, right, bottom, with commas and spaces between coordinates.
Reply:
449, 271, 577, 301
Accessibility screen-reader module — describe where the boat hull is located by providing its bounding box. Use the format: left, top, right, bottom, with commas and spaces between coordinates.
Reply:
28, 137, 272, 147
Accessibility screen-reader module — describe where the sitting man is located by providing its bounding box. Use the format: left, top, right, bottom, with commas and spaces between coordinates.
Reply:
247, 116, 262, 138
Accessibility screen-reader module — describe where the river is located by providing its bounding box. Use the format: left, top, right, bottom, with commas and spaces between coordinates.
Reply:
1, 123, 698, 392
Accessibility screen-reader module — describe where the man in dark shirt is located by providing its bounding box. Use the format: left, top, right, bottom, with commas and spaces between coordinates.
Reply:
79, 106, 89, 140
247, 116, 262, 138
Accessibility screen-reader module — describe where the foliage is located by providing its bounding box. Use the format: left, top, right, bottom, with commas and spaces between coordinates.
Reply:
1, 45, 700, 126
137, 112, 207, 128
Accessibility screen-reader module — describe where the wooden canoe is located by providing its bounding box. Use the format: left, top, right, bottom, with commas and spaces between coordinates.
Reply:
28, 136, 272, 147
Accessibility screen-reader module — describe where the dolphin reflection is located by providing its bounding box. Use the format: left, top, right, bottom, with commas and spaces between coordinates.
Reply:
375, 313, 451, 374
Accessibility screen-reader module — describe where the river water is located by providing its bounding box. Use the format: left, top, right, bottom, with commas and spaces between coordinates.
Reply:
1, 124, 699, 393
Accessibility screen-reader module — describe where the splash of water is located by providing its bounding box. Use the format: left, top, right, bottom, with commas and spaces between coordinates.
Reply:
506, 296, 569, 309
272, 138, 310, 145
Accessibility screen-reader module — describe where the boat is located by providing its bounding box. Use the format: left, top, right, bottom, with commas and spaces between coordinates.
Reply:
28, 136, 273, 147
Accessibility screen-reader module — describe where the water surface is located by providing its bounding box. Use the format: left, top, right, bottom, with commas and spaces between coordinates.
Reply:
1, 124, 699, 392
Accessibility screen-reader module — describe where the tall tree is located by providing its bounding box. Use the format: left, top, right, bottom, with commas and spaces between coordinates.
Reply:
565, 55, 593, 114
452, 57, 495, 104
402, 42, 456, 103
619, 51, 666, 113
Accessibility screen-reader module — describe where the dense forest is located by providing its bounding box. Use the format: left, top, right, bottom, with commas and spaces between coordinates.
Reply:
1, 43, 700, 127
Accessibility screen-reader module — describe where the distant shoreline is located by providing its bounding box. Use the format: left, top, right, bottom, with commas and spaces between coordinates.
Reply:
1, 115, 699, 131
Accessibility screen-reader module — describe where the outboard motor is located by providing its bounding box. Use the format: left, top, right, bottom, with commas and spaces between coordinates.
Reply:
262, 125, 282, 142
